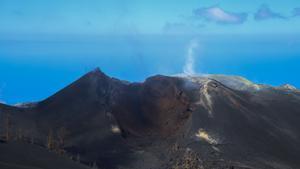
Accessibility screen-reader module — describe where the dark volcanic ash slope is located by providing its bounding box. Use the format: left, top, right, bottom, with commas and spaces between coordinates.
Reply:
0, 69, 300, 169
112, 75, 194, 138
180, 77, 300, 169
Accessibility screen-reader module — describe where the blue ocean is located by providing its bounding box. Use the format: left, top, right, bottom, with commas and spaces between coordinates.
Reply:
0, 34, 300, 104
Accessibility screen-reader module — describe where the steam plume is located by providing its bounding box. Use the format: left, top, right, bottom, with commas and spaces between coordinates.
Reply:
183, 39, 199, 75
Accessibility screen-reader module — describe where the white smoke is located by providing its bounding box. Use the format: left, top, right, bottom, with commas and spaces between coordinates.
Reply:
183, 39, 199, 75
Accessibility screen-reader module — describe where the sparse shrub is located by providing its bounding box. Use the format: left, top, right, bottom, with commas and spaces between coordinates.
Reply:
171, 142, 180, 153
171, 149, 203, 169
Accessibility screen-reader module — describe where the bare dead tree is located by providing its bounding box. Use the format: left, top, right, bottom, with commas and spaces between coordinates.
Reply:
4, 113, 12, 142
30, 136, 35, 144
16, 128, 23, 141
76, 153, 80, 162
57, 127, 69, 154
47, 129, 55, 150
57, 127, 67, 148
92, 161, 98, 169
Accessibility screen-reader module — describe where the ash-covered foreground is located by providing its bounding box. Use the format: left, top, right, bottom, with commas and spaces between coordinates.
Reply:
0, 68, 300, 169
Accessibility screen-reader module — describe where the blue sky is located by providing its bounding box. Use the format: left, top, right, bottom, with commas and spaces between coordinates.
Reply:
1, 0, 300, 35
0, 0, 300, 104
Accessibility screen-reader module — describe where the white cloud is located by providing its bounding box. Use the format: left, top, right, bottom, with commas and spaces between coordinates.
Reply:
292, 7, 300, 17
254, 4, 286, 21
193, 6, 248, 24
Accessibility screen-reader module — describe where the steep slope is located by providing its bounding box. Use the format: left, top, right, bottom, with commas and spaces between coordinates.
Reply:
33, 68, 131, 168
112, 75, 194, 138
179, 76, 300, 169
0, 68, 132, 169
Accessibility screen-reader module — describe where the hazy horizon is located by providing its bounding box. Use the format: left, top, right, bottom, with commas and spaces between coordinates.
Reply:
1, 0, 300, 104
